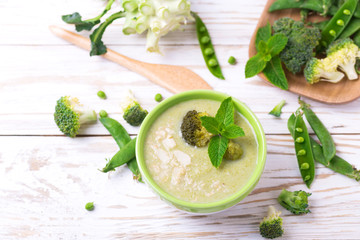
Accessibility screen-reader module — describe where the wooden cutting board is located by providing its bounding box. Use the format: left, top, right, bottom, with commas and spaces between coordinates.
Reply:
249, 0, 360, 104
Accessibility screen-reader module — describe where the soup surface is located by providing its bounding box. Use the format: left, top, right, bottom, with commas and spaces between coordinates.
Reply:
144, 99, 258, 203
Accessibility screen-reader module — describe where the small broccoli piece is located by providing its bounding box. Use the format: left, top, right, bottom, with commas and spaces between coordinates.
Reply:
269, 100, 286, 117
181, 110, 213, 147
304, 57, 345, 84
326, 38, 360, 80
54, 96, 97, 138
259, 206, 284, 239
273, 17, 321, 73
121, 90, 148, 126
224, 141, 243, 160
277, 189, 311, 215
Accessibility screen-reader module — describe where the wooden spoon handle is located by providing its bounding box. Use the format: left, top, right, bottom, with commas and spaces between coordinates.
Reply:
49, 25, 212, 93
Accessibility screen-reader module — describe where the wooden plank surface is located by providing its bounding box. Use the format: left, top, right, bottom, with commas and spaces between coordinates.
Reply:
1, 0, 360, 239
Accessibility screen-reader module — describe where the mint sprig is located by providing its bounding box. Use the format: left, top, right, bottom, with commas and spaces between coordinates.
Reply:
200, 97, 245, 168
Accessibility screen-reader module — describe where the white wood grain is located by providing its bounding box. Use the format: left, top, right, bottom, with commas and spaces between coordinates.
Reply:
0, 135, 359, 239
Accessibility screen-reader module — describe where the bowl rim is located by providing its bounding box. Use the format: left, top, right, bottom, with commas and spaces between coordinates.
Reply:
136, 90, 267, 212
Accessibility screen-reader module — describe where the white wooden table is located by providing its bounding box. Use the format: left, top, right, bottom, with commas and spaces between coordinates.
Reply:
1, 0, 360, 239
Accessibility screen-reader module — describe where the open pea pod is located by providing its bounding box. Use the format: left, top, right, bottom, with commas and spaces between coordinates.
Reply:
338, 18, 360, 39
320, 0, 358, 48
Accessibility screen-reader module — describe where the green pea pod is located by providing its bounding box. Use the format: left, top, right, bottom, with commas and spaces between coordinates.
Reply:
269, 0, 326, 15
293, 113, 316, 188
191, 11, 225, 80
101, 137, 137, 173
299, 100, 336, 165
338, 18, 360, 39
100, 117, 142, 182
353, 30, 360, 47
288, 114, 360, 182
320, 0, 358, 48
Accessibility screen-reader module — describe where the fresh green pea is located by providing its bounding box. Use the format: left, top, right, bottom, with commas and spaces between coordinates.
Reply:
336, 19, 344, 26
191, 11, 224, 80
299, 99, 335, 165
154, 93, 163, 102
295, 128, 303, 133
228, 56, 236, 65
338, 18, 360, 39
288, 114, 360, 182
85, 202, 94, 211
293, 113, 315, 188
320, 0, 358, 47
99, 110, 108, 118
101, 137, 137, 173
208, 59, 218, 67
301, 163, 310, 170
97, 90, 107, 99
204, 48, 214, 56
296, 137, 304, 143
99, 117, 142, 181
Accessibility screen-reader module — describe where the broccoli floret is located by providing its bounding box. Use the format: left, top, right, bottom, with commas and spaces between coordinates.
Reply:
121, 90, 148, 126
224, 141, 243, 160
269, 100, 286, 117
304, 57, 345, 84
181, 110, 213, 147
259, 206, 284, 239
326, 38, 360, 80
277, 189, 311, 215
54, 96, 97, 138
273, 17, 321, 73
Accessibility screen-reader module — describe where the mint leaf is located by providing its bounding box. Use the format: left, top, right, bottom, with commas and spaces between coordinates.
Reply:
256, 23, 272, 51
257, 40, 268, 53
221, 124, 245, 139
208, 135, 229, 168
245, 53, 267, 78
263, 56, 289, 90
267, 33, 288, 57
215, 97, 234, 127
200, 116, 221, 135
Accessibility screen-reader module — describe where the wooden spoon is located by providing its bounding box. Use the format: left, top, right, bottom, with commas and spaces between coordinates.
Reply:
49, 25, 212, 94
249, 0, 360, 104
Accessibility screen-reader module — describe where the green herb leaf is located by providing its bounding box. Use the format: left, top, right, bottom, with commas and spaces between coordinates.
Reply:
208, 135, 229, 168
62, 12, 100, 32
257, 40, 268, 53
90, 11, 126, 56
200, 116, 221, 135
221, 124, 245, 139
255, 23, 272, 51
215, 97, 234, 127
263, 56, 289, 90
245, 53, 268, 78
267, 33, 288, 57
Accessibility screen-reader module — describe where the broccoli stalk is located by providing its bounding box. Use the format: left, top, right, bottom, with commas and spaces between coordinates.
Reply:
269, 100, 286, 117
121, 90, 148, 127
54, 96, 97, 138
277, 189, 311, 215
326, 38, 360, 80
273, 17, 321, 73
259, 206, 284, 239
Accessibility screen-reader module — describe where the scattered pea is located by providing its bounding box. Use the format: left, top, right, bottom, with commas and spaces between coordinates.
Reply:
343, 9, 351, 15
297, 149, 307, 156
99, 110, 108, 118
85, 202, 94, 211
97, 90, 107, 99
329, 29, 336, 36
154, 93, 163, 102
296, 137, 304, 143
204, 48, 214, 56
228, 56, 237, 65
301, 163, 310, 170
208, 59, 218, 67
200, 36, 210, 44
295, 128, 303, 133
336, 19, 344, 26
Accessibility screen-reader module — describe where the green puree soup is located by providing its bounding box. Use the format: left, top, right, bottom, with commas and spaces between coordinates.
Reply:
144, 99, 258, 203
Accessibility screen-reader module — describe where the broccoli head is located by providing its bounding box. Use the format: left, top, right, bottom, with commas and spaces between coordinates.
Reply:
304, 57, 345, 84
121, 90, 148, 126
54, 96, 97, 138
181, 110, 213, 147
326, 38, 360, 80
277, 189, 311, 215
259, 206, 284, 239
224, 141, 243, 160
273, 17, 321, 73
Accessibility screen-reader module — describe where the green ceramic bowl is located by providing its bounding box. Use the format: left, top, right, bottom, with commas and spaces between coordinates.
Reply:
136, 90, 266, 214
